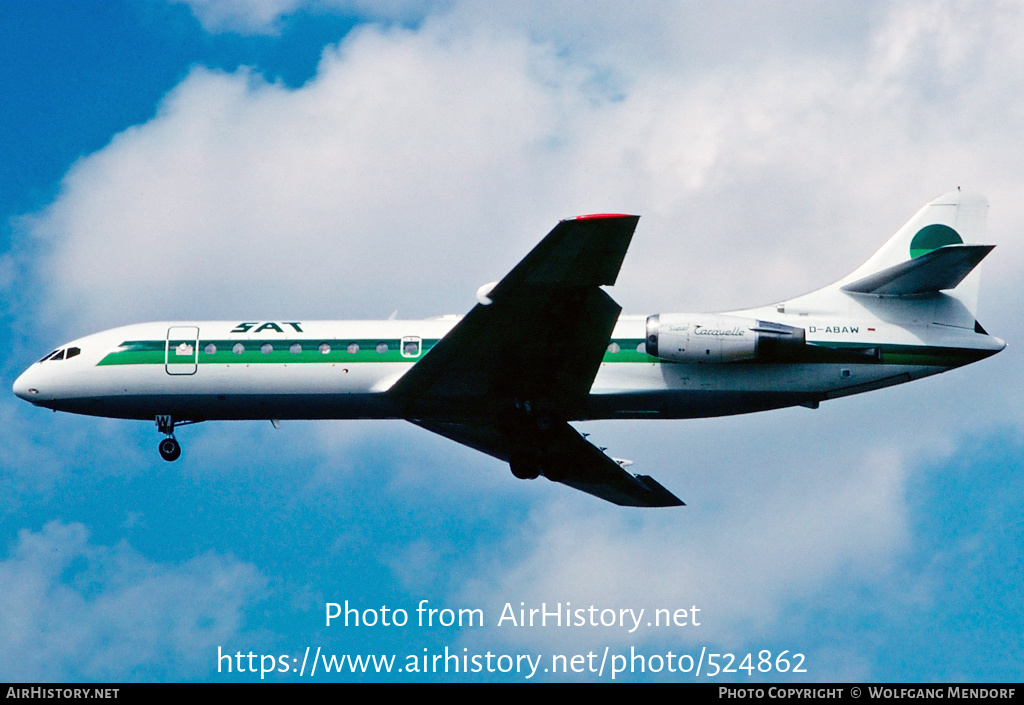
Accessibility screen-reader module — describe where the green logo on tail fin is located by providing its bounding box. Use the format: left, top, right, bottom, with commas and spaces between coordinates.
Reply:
910, 224, 962, 258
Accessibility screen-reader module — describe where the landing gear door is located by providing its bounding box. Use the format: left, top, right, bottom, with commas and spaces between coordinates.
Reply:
166, 326, 199, 375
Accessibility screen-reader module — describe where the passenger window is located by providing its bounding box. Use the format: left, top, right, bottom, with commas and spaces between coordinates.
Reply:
261, 343, 273, 355
319, 343, 331, 354
232, 343, 244, 354
607, 342, 620, 353
290, 343, 302, 354
376, 343, 388, 354
347, 343, 360, 354
204, 343, 217, 355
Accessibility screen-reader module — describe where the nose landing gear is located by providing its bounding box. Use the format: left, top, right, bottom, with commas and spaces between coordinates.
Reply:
155, 414, 180, 462
155, 415, 199, 462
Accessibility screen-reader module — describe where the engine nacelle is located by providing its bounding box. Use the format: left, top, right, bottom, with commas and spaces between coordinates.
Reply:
645, 314, 805, 363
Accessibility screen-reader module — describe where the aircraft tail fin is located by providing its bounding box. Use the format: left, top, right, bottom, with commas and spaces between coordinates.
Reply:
835, 190, 991, 316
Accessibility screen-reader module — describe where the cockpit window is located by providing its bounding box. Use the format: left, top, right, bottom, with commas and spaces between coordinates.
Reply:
39, 350, 60, 362
40, 349, 72, 362
65, 347, 81, 359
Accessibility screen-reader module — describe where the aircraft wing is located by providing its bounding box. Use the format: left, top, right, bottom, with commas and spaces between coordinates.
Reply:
391, 214, 638, 416
412, 419, 685, 507
393, 214, 683, 507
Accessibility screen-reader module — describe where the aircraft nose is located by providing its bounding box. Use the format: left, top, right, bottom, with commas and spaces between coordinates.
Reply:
12, 366, 41, 402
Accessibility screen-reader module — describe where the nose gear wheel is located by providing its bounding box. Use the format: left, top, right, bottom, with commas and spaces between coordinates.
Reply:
158, 437, 181, 462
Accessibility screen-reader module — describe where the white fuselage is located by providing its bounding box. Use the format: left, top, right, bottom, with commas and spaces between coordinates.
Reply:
11, 309, 1004, 424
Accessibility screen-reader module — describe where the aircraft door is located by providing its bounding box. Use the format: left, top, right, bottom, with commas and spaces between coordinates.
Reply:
401, 336, 422, 358
166, 326, 199, 375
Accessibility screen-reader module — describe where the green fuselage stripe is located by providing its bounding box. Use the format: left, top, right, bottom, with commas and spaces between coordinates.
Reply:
95, 338, 986, 368
98, 339, 439, 366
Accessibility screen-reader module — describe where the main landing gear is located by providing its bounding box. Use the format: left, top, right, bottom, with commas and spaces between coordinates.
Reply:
155, 415, 199, 462
505, 400, 562, 482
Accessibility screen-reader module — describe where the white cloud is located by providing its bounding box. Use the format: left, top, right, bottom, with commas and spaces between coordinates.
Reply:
30, 26, 610, 333
170, 0, 445, 34
169, 0, 306, 34
0, 521, 264, 680
28, 3, 1024, 332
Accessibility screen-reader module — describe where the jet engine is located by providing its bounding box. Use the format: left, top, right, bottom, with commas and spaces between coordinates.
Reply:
645, 314, 805, 363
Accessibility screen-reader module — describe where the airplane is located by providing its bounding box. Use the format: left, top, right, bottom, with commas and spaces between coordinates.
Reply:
12, 190, 1005, 507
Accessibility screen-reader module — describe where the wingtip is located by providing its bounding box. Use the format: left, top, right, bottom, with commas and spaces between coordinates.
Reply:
573, 213, 636, 220
633, 474, 686, 507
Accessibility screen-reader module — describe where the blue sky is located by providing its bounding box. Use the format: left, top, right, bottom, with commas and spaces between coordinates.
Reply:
2, 0, 1022, 682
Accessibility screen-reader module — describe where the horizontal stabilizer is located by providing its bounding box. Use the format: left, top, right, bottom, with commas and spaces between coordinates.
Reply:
841, 244, 994, 296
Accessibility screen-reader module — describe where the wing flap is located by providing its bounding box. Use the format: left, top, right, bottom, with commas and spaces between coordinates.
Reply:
412, 419, 684, 508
